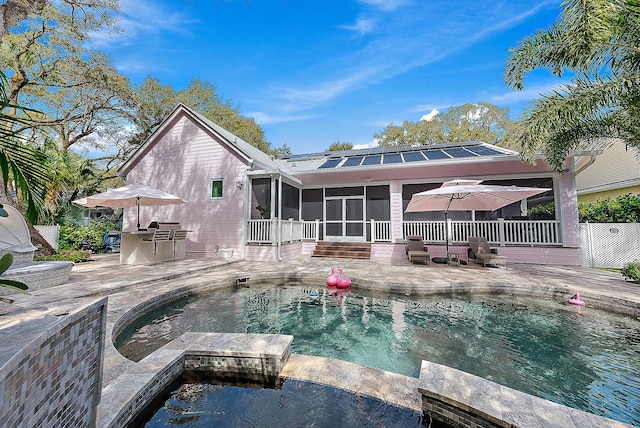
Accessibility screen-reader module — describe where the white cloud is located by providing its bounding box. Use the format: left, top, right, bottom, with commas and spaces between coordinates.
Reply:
357, 0, 411, 12
340, 17, 376, 35
249, 111, 315, 125
353, 140, 379, 150
488, 82, 568, 105
90, 0, 195, 48
420, 109, 439, 121
266, 2, 559, 118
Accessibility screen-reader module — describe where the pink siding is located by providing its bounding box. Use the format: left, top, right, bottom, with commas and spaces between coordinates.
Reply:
244, 245, 276, 262
125, 112, 248, 256
244, 242, 304, 262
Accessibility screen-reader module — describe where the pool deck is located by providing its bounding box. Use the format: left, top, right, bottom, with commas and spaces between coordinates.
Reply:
1, 254, 638, 426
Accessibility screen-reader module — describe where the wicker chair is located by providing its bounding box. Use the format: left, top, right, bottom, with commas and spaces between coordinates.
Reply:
467, 237, 508, 268
405, 235, 430, 265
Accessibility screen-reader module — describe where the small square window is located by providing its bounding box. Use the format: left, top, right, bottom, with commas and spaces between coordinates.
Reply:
211, 179, 223, 199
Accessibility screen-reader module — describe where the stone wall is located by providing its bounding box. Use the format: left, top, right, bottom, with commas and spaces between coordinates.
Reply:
0, 298, 106, 427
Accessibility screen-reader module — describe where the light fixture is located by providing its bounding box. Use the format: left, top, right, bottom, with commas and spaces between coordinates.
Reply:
0, 204, 8, 217
235, 180, 244, 188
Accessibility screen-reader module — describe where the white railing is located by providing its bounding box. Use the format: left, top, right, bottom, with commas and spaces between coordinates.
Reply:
247, 219, 559, 246
247, 219, 319, 244
403, 219, 561, 246
370, 220, 391, 242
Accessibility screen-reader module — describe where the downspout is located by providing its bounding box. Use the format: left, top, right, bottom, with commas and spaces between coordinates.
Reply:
277, 172, 283, 261
574, 155, 597, 176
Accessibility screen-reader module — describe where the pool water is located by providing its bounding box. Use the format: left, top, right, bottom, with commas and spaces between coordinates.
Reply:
115, 285, 640, 425
144, 379, 425, 427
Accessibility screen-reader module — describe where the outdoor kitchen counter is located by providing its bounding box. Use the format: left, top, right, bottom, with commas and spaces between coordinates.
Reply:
119, 231, 172, 265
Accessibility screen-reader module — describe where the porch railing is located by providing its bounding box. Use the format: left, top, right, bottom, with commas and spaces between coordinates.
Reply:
247, 219, 320, 244
403, 219, 561, 246
247, 218, 561, 246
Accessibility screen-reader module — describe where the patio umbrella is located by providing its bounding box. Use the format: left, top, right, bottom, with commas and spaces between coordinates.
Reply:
73, 184, 185, 230
405, 180, 550, 251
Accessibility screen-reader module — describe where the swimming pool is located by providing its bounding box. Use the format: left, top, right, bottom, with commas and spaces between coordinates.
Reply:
115, 284, 640, 425
143, 379, 424, 427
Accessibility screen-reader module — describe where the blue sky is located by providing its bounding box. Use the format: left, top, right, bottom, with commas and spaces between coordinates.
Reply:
94, 0, 566, 154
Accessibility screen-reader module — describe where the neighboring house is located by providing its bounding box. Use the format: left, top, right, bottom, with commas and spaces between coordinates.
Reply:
118, 104, 581, 265
575, 139, 640, 202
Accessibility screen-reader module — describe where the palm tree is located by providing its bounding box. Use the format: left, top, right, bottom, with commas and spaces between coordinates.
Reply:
0, 72, 49, 224
504, 0, 640, 172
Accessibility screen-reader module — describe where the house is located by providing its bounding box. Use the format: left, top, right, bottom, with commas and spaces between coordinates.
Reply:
574, 139, 640, 202
118, 104, 581, 265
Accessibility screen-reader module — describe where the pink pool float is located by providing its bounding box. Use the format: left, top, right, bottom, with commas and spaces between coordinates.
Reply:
336, 268, 351, 289
568, 292, 585, 307
326, 267, 338, 287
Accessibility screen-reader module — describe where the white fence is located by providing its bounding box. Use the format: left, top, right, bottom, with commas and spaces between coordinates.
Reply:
247, 218, 561, 247
34, 225, 61, 250
403, 219, 561, 246
579, 223, 640, 268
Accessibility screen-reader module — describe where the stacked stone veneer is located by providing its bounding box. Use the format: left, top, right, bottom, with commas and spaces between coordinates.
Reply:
418, 360, 629, 428
0, 298, 106, 427
0, 261, 74, 295
98, 332, 293, 428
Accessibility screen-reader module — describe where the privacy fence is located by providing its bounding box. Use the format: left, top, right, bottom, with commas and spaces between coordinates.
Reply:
578, 223, 640, 268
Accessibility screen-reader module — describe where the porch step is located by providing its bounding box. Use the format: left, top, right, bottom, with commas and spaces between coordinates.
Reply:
311, 242, 371, 260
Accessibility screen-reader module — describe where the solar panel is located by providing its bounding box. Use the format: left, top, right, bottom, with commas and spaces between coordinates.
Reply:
362, 155, 382, 165
383, 153, 403, 164
402, 152, 426, 162
467, 146, 504, 156
319, 159, 342, 169
423, 150, 450, 160
342, 157, 364, 167
444, 148, 477, 158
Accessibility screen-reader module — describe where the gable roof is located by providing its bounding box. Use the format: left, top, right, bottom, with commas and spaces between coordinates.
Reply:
118, 104, 282, 176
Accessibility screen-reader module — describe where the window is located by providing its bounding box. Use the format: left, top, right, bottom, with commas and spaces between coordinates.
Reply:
211, 179, 223, 199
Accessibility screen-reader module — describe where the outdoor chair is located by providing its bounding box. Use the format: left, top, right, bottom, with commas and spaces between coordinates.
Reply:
171, 230, 189, 260
143, 229, 172, 263
467, 237, 508, 268
405, 235, 430, 265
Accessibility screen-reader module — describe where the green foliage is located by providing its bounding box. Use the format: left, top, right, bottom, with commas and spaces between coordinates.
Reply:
526, 202, 556, 220
620, 261, 640, 283
374, 102, 514, 148
58, 218, 120, 251
35, 249, 91, 263
578, 194, 640, 223
272, 143, 292, 158
0, 253, 28, 295
327, 141, 353, 151
505, 0, 640, 171
130, 77, 272, 157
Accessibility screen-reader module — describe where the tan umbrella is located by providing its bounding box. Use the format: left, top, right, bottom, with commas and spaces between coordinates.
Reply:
73, 184, 185, 230
405, 179, 550, 251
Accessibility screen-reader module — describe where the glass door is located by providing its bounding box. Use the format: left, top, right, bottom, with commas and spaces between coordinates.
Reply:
325, 196, 364, 241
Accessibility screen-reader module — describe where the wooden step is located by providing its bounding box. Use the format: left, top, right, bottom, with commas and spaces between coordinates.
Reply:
311, 242, 371, 259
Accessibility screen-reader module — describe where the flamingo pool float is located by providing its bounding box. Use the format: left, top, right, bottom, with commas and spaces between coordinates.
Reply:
326, 267, 338, 286
568, 292, 585, 307
336, 268, 351, 289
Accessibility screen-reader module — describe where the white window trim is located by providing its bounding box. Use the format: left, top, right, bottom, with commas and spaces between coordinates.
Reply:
210, 178, 224, 200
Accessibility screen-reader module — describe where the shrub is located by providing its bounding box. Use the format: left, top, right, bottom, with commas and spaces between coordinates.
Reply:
36, 249, 92, 263
58, 219, 120, 252
620, 261, 640, 283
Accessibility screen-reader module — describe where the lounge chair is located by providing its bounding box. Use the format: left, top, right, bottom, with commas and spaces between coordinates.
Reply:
0, 205, 37, 262
467, 237, 508, 268
405, 235, 430, 265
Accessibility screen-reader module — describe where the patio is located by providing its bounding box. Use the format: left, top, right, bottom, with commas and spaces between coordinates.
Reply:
1, 254, 638, 427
